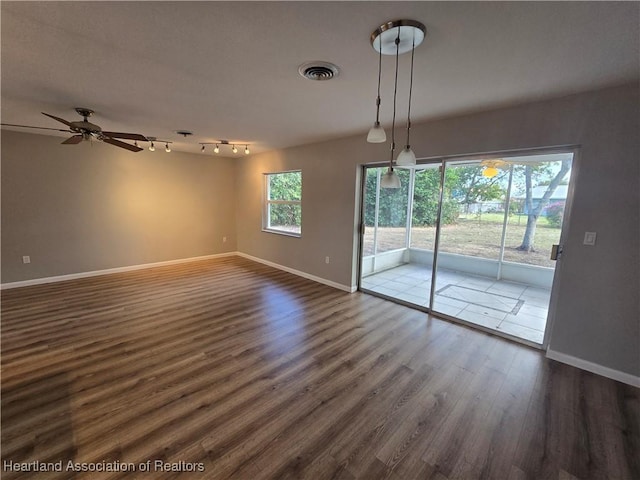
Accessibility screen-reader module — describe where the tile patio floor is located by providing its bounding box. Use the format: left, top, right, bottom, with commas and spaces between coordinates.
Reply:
361, 263, 551, 344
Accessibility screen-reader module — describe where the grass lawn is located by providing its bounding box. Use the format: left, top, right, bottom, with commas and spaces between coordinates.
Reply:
363, 213, 561, 268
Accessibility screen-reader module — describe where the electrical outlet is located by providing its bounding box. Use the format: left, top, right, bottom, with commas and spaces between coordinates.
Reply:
325, 256, 330, 264
22, 255, 31, 264
583, 232, 597, 246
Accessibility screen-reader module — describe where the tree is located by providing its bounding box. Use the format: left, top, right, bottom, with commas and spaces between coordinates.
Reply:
452, 166, 507, 211
268, 172, 301, 227
412, 167, 459, 226
517, 159, 571, 252
364, 168, 410, 227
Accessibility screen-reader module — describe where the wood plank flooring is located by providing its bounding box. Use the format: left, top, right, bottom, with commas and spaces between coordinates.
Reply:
1, 256, 638, 479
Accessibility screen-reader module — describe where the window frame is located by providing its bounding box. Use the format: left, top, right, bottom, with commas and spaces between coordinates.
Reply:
262, 170, 302, 237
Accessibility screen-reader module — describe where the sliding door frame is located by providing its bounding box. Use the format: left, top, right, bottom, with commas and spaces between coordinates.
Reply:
357, 144, 579, 350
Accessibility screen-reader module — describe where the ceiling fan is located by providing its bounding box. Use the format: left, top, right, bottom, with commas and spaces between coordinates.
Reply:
1, 107, 148, 152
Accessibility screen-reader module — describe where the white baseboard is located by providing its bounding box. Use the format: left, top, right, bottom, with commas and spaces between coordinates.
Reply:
0, 252, 237, 290
1, 251, 358, 294
236, 252, 356, 293
546, 348, 640, 387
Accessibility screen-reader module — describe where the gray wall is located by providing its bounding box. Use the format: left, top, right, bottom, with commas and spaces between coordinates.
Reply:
1, 131, 237, 282
235, 83, 639, 378
2, 84, 638, 378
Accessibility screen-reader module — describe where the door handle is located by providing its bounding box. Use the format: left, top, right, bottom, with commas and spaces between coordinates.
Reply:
550, 244, 563, 260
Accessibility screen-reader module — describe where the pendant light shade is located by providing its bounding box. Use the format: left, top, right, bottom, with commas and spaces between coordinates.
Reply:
380, 168, 401, 189
367, 123, 386, 143
396, 146, 416, 166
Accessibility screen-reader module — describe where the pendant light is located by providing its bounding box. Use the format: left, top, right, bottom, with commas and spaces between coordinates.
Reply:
396, 35, 417, 166
367, 41, 386, 143
380, 28, 402, 189
369, 20, 426, 187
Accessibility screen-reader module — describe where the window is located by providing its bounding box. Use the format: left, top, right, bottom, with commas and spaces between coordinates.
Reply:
263, 170, 302, 236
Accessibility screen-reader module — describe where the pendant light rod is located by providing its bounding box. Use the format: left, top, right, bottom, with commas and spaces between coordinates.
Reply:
405, 35, 416, 148
375, 44, 382, 125
389, 28, 401, 166
367, 36, 387, 143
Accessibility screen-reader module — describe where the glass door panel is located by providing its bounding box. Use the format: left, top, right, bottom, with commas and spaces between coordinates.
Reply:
404, 165, 442, 306
431, 160, 508, 319
360, 165, 437, 308
431, 152, 573, 345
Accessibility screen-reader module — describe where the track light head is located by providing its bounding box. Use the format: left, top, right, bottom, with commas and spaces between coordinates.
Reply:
244, 145, 250, 155
201, 145, 205, 153
214, 144, 219, 154
149, 142, 155, 152
165, 143, 171, 153
232, 145, 238, 154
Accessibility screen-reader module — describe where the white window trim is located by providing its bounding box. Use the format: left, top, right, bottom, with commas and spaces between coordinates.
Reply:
262, 171, 302, 237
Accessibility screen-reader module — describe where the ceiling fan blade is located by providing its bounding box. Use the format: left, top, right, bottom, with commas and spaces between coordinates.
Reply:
42, 112, 74, 128
101, 131, 148, 141
1, 122, 73, 133
102, 136, 143, 152
61, 135, 84, 144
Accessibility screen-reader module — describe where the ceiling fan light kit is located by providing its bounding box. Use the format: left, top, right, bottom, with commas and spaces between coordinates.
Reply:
480, 159, 507, 178
368, 19, 426, 187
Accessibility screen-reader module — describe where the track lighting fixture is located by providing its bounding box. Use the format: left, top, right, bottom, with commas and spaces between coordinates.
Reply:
199, 141, 250, 155
368, 19, 426, 185
142, 137, 172, 153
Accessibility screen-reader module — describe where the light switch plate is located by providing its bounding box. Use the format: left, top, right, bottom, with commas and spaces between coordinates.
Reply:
583, 232, 597, 246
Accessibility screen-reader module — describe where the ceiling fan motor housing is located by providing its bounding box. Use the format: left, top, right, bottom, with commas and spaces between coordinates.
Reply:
71, 120, 102, 133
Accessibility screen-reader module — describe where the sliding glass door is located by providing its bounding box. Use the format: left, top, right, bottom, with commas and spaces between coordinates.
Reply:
359, 151, 574, 346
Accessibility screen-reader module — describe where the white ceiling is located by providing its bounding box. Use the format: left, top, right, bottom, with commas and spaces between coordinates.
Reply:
1, 1, 638, 156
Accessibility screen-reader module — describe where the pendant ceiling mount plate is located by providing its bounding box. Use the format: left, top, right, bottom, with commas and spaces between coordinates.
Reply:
371, 19, 426, 55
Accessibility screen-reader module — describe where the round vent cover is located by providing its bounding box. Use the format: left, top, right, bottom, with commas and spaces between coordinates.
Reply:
298, 61, 340, 81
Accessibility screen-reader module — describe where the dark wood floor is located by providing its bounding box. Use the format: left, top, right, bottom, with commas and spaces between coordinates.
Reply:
1, 256, 638, 479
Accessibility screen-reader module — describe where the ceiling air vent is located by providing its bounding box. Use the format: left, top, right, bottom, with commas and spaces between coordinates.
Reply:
298, 61, 340, 81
